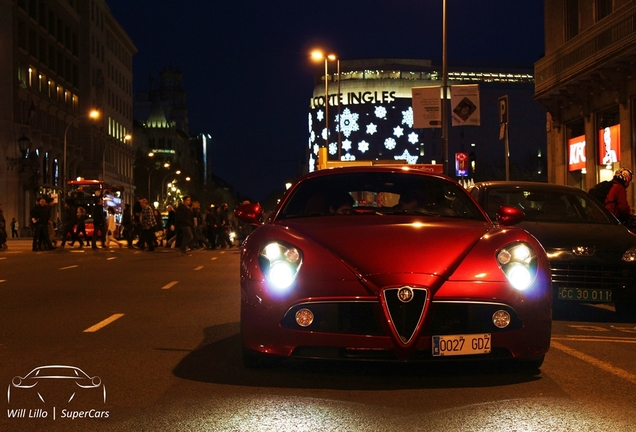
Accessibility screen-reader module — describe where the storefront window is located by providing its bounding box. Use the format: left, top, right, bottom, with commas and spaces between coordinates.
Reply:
566, 119, 585, 189
597, 107, 620, 182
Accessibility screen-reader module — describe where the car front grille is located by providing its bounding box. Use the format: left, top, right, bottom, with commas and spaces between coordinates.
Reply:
551, 264, 636, 290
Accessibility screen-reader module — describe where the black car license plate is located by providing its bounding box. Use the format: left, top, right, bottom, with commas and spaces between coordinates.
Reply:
557, 288, 612, 302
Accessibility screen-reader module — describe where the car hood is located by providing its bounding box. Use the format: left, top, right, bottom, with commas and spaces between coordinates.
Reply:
282, 216, 491, 280
517, 221, 636, 252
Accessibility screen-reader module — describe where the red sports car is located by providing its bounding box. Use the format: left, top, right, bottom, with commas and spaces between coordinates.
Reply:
235, 167, 552, 369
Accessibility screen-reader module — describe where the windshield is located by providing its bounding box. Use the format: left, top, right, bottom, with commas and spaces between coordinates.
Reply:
483, 186, 616, 224
278, 172, 485, 221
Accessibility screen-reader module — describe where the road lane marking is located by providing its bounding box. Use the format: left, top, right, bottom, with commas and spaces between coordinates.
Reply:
0, 280, 6, 283
162, 281, 179, 290
553, 335, 636, 344
551, 340, 636, 385
0, 257, 6, 260
60, 265, 79, 270
107, 257, 117, 261
194, 266, 203, 271
211, 257, 217, 261
83, 313, 124, 333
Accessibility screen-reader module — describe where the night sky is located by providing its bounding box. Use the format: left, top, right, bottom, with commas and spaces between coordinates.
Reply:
105, 0, 545, 201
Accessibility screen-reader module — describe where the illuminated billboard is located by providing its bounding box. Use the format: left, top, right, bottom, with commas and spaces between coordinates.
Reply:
568, 135, 586, 171
598, 124, 620, 165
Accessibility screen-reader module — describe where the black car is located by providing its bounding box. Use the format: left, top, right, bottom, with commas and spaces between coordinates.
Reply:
469, 181, 636, 319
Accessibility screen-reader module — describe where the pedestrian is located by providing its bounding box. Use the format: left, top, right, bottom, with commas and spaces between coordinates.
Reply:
217, 203, 233, 248
122, 203, 134, 248
10, 217, 19, 238
74, 207, 88, 248
605, 167, 634, 222
205, 205, 218, 249
192, 201, 212, 249
91, 198, 106, 249
153, 208, 164, 247
176, 196, 195, 255
60, 201, 77, 247
104, 207, 124, 248
131, 196, 143, 247
0, 203, 7, 250
138, 199, 157, 251
165, 205, 177, 247
47, 198, 58, 247
30, 197, 54, 251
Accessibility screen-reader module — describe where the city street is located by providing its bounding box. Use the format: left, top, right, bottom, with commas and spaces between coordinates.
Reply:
1, 239, 636, 431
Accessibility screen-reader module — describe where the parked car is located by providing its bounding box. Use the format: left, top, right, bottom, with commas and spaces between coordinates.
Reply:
234, 167, 552, 369
469, 181, 636, 319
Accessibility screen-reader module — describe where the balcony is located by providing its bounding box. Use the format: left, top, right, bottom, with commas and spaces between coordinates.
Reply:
534, 4, 636, 99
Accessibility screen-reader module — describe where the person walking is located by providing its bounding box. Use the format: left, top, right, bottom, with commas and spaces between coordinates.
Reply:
165, 205, 177, 247
216, 203, 233, 248
192, 201, 212, 249
10, 217, 19, 238
74, 207, 88, 248
176, 196, 195, 255
91, 198, 106, 249
0, 203, 7, 250
138, 199, 157, 251
104, 207, 124, 248
60, 201, 77, 247
30, 197, 54, 251
121, 203, 134, 248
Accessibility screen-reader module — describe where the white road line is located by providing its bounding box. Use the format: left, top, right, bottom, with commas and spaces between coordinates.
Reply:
0, 280, 6, 283
83, 313, 124, 333
107, 257, 117, 261
551, 340, 636, 385
60, 265, 79, 270
211, 257, 218, 261
162, 281, 179, 290
0, 257, 6, 260
194, 266, 203, 271
553, 336, 636, 344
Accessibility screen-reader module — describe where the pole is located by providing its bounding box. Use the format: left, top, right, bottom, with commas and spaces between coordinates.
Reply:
324, 58, 329, 148
337, 59, 341, 160
441, 0, 449, 176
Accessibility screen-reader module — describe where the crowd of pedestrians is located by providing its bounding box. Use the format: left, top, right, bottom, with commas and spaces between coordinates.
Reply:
14, 195, 251, 254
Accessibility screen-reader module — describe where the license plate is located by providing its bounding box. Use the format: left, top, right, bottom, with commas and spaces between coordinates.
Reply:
557, 288, 612, 302
432, 334, 491, 357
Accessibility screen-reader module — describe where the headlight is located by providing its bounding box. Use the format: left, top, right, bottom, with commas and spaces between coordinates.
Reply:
259, 241, 302, 292
623, 247, 636, 262
496, 242, 537, 291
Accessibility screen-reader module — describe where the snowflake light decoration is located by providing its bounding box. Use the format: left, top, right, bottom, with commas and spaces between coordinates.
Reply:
408, 132, 419, 144
342, 139, 352, 152
374, 106, 387, 119
329, 142, 338, 155
366, 123, 378, 135
322, 128, 328, 141
316, 109, 324, 122
308, 154, 316, 172
393, 126, 404, 138
337, 108, 360, 138
308, 113, 313, 132
384, 137, 397, 150
402, 107, 414, 128
341, 153, 356, 161
313, 143, 319, 155
310, 130, 316, 144
394, 150, 419, 165
358, 140, 369, 153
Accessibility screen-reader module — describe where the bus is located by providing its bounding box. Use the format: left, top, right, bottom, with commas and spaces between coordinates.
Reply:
65, 180, 124, 237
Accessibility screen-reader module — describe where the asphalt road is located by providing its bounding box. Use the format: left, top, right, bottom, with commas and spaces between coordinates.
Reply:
1, 239, 636, 431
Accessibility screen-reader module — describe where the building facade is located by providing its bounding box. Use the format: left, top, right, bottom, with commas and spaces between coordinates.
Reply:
0, 0, 136, 233
535, 0, 636, 204
307, 58, 546, 183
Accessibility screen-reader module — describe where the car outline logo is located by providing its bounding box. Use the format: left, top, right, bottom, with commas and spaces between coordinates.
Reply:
7, 365, 106, 404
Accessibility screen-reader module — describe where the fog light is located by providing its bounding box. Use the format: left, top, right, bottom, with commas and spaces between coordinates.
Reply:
295, 308, 314, 327
492, 310, 511, 328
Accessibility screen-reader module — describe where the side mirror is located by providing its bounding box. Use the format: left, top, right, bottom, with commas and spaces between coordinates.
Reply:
496, 205, 525, 226
234, 203, 263, 225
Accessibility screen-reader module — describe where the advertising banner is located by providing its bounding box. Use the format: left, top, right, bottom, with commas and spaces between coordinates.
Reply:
455, 152, 469, 176
411, 86, 441, 128
451, 84, 480, 126
598, 124, 620, 165
568, 135, 586, 171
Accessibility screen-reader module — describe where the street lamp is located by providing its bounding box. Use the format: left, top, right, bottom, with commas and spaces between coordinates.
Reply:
63, 109, 99, 199
311, 50, 338, 151
441, 0, 449, 175
161, 170, 181, 206
147, 161, 170, 200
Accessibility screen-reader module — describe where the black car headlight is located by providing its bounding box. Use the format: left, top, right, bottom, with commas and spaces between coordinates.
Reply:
259, 241, 302, 292
496, 242, 538, 291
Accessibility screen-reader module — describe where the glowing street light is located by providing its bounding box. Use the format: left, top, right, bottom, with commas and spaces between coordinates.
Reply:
311, 50, 338, 151
63, 109, 99, 199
